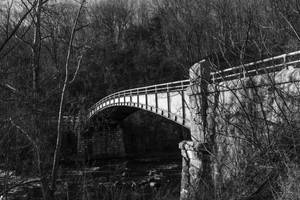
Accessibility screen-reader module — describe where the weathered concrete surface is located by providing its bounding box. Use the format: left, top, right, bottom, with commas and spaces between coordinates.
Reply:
209, 65, 300, 198
179, 141, 213, 200
179, 61, 214, 200
180, 62, 300, 200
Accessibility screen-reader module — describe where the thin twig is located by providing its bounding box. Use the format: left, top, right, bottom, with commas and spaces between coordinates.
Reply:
280, 12, 300, 42
69, 54, 83, 84
0, 1, 37, 53
0, 178, 41, 196
9, 118, 38, 150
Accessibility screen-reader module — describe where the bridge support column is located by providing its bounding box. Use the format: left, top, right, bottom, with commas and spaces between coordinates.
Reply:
179, 141, 212, 200
179, 60, 214, 200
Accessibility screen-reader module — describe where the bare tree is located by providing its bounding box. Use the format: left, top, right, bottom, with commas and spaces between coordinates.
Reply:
51, 0, 86, 193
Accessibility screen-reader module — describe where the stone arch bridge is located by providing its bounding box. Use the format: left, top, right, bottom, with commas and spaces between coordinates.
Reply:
87, 50, 300, 129
77, 50, 300, 200
78, 51, 300, 158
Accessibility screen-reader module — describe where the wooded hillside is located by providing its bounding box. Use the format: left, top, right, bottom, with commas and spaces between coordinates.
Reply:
0, 0, 299, 199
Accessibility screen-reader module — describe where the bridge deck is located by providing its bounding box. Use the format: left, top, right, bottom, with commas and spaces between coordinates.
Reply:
88, 50, 300, 128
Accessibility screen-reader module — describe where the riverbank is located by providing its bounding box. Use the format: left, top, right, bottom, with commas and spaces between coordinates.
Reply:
1, 156, 182, 200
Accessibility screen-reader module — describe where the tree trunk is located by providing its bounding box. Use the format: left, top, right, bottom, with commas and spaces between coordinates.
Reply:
50, 0, 86, 194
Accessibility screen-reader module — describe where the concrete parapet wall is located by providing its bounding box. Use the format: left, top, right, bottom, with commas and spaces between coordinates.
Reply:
180, 61, 300, 200
184, 62, 300, 199
211, 66, 300, 180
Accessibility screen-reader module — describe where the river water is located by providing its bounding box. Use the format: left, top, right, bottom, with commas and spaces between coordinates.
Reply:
1, 155, 182, 199
61, 155, 182, 199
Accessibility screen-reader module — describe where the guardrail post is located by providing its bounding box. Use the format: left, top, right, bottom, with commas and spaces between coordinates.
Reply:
137, 89, 139, 106
283, 54, 287, 68
130, 91, 132, 105
155, 86, 158, 113
167, 84, 170, 118
145, 88, 148, 109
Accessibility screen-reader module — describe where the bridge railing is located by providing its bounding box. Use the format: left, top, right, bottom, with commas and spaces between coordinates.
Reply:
88, 50, 300, 118
88, 79, 190, 118
103, 79, 189, 99
210, 50, 300, 83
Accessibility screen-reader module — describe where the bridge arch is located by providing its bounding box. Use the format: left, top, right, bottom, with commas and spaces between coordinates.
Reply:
85, 106, 191, 159
83, 50, 300, 199
90, 103, 191, 129
87, 80, 191, 129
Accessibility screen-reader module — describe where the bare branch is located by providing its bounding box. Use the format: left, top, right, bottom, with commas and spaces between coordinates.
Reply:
0, 1, 37, 53
69, 54, 83, 84
9, 118, 38, 152
280, 12, 300, 42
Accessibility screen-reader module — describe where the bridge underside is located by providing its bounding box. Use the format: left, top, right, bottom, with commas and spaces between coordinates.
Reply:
85, 106, 190, 159
92, 106, 139, 121
89, 101, 190, 129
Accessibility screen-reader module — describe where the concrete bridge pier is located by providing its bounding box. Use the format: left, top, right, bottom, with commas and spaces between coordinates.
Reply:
179, 60, 214, 200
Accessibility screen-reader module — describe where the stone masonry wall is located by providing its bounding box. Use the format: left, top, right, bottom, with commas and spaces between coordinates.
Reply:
92, 124, 126, 158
